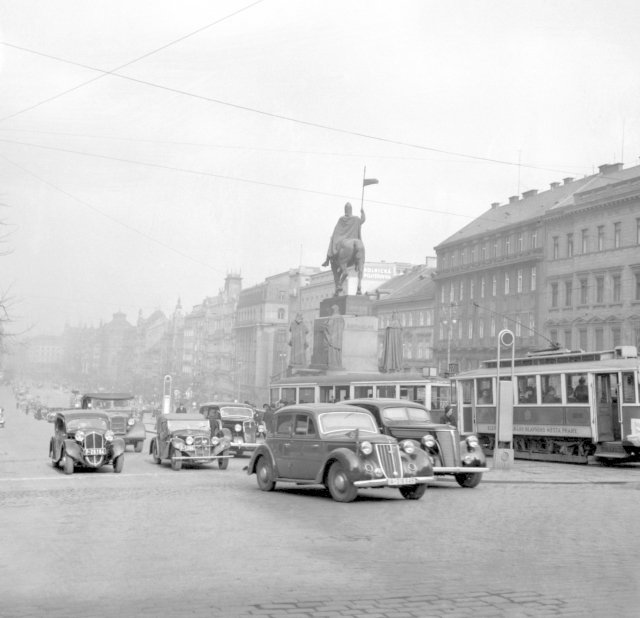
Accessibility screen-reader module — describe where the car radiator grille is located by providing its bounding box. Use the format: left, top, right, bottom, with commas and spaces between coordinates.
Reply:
84, 432, 105, 467
109, 416, 127, 434
375, 443, 404, 478
243, 421, 256, 443
435, 429, 460, 466
193, 436, 210, 457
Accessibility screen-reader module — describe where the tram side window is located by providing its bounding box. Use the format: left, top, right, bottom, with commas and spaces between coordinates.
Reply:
622, 372, 637, 403
281, 388, 296, 405
299, 387, 315, 403
566, 373, 589, 403
376, 385, 396, 398
477, 379, 493, 404
460, 381, 473, 405
541, 375, 562, 403
517, 376, 537, 404
354, 386, 373, 398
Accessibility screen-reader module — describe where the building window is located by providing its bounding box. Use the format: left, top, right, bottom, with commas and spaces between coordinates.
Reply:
550, 329, 558, 345
598, 225, 604, 251
531, 231, 537, 249
515, 316, 521, 337
581, 229, 588, 254
553, 237, 559, 259
459, 280, 464, 301
564, 329, 572, 349
468, 320, 473, 339
449, 284, 454, 303
636, 272, 640, 301
567, 233, 574, 257
505, 237, 511, 255
493, 241, 498, 258
517, 269, 523, 293
613, 274, 621, 303
595, 328, 604, 350
491, 317, 496, 337
492, 275, 497, 296
479, 320, 484, 338
481, 277, 486, 298
470, 279, 475, 299
612, 327, 621, 347
580, 278, 588, 305
277, 308, 285, 319
551, 282, 558, 308
504, 273, 510, 295
518, 234, 523, 252
637, 218, 640, 245
529, 313, 535, 335
579, 329, 587, 351
614, 222, 621, 248
440, 286, 445, 303
565, 280, 572, 307
596, 276, 604, 303
531, 266, 537, 291
481, 245, 487, 261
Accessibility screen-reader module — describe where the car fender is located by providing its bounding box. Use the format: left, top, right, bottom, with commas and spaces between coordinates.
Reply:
63, 439, 82, 460
247, 444, 277, 475
407, 447, 434, 476
458, 439, 487, 467
315, 447, 361, 484
111, 438, 126, 458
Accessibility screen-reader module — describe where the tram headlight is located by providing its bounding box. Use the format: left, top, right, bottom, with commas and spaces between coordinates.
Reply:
360, 441, 373, 456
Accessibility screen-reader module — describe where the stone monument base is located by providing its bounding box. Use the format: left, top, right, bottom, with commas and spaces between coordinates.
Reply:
319, 295, 372, 317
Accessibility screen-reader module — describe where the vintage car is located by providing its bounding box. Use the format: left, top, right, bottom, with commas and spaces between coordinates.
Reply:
347, 398, 486, 488
199, 401, 266, 456
247, 403, 434, 502
150, 413, 233, 470
81, 393, 146, 452
49, 409, 126, 474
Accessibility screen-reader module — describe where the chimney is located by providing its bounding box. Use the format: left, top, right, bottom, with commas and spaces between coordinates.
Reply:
491, 202, 500, 209
598, 162, 623, 175
522, 189, 538, 199
563, 177, 574, 185
550, 181, 560, 189
508, 195, 519, 204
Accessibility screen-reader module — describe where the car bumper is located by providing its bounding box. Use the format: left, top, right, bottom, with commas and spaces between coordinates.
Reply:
172, 454, 233, 461
434, 466, 487, 474
354, 475, 434, 488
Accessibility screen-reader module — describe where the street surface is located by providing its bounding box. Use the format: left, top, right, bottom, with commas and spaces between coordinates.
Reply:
1, 385, 639, 617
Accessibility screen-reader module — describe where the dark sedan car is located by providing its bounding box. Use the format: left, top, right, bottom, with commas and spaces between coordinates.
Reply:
247, 403, 434, 502
346, 399, 486, 488
199, 402, 265, 456
49, 409, 126, 474
81, 393, 146, 452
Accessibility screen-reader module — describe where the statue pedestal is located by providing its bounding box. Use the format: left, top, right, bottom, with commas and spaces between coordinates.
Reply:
319, 295, 372, 318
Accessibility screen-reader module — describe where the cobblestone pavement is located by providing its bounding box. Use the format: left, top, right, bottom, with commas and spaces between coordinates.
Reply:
2, 387, 640, 618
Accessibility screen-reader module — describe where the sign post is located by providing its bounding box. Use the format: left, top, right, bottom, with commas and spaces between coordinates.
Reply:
494, 329, 515, 470
162, 375, 172, 415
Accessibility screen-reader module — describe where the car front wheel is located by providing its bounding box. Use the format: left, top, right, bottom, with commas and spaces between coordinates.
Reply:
150, 440, 161, 464
455, 472, 482, 488
218, 456, 229, 470
113, 454, 124, 473
63, 452, 74, 475
255, 456, 275, 491
171, 449, 182, 471
327, 461, 358, 503
399, 484, 427, 500
134, 441, 143, 453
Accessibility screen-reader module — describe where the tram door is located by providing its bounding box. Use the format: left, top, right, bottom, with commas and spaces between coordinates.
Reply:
595, 373, 621, 442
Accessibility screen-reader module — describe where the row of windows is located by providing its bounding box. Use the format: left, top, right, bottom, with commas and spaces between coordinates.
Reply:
552, 218, 640, 259
441, 267, 537, 304
438, 314, 535, 342
440, 230, 539, 270
550, 272, 640, 308
378, 310, 434, 329
547, 325, 640, 351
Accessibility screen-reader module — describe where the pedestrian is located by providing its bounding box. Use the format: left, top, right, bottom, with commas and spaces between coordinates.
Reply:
175, 402, 187, 413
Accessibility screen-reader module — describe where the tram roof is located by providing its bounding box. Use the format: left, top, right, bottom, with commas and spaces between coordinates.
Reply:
271, 371, 450, 386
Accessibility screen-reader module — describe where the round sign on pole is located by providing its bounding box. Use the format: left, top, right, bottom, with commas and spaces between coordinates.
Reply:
499, 329, 514, 347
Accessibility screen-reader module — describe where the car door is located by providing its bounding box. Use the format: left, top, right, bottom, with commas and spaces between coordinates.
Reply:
289, 414, 323, 480
272, 412, 294, 477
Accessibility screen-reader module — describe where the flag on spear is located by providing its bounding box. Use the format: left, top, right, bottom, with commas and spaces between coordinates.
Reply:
363, 178, 379, 187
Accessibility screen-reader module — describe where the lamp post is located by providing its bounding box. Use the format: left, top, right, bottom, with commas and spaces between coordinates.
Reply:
443, 302, 457, 375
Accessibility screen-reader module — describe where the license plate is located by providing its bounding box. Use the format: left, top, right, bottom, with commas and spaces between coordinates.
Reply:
387, 477, 416, 486
85, 448, 106, 456
233, 438, 244, 444
184, 445, 195, 451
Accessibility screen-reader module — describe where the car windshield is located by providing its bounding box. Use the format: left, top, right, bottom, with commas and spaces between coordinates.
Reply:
382, 406, 432, 423
318, 411, 378, 435
91, 399, 133, 409
67, 417, 109, 432
166, 420, 210, 432
220, 407, 253, 419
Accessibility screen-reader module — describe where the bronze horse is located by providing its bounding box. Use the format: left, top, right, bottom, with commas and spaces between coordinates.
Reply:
330, 238, 365, 296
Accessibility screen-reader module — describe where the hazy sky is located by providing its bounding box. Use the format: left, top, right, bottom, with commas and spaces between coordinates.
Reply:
1, 0, 639, 336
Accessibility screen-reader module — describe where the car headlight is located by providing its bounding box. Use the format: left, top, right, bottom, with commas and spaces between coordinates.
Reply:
127, 418, 135, 426
360, 441, 373, 456
234, 424, 242, 432
211, 436, 220, 446
466, 435, 480, 450
258, 424, 266, 433
105, 431, 114, 442
401, 440, 416, 455
75, 430, 85, 442
422, 434, 437, 449
185, 435, 194, 446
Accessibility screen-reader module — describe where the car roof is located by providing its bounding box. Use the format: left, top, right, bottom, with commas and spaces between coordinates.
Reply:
161, 413, 207, 421
82, 392, 134, 401
347, 398, 428, 409
199, 401, 253, 408
275, 403, 370, 417
57, 409, 111, 421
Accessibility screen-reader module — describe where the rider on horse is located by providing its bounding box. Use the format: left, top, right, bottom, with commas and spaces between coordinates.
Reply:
322, 202, 365, 267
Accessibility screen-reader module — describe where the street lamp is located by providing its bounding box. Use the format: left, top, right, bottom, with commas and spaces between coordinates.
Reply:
443, 302, 457, 374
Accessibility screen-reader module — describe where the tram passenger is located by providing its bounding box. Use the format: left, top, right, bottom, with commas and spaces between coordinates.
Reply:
478, 389, 492, 404
573, 377, 588, 402
543, 385, 560, 403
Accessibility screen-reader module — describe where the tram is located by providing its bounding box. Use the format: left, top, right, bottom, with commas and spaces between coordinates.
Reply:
452, 345, 640, 464
269, 371, 451, 416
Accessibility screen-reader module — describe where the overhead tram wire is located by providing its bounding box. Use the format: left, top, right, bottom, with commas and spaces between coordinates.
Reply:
0, 41, 584, 179
0, 137, 474, 221
0, 153, 226, 276
0, 0, 266, 124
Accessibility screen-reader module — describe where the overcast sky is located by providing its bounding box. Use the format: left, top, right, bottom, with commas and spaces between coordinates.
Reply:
1, 0, 639, 337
